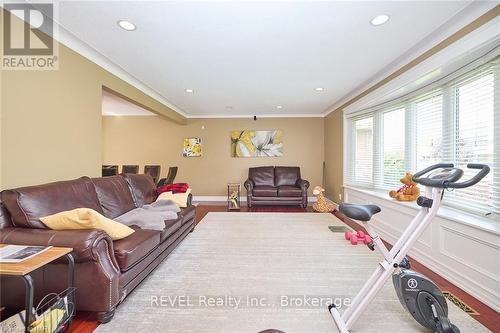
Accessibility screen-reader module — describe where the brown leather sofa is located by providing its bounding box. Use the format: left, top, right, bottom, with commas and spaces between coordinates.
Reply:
244, 166, 309, 208
0, 174, 195, 323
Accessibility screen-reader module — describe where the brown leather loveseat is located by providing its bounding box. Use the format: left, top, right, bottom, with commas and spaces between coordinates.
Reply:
244, 166, 309, 208
0, 174, 195, 323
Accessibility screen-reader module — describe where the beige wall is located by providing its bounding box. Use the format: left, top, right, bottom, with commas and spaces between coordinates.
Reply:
0, 11, 186, 189
324, 110, 343, 204
2, 45, 103, 189
0, 61, 3, 189
102, 116, 324, 196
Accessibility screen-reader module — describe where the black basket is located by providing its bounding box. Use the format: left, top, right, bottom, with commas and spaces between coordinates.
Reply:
29, 287, 76, 333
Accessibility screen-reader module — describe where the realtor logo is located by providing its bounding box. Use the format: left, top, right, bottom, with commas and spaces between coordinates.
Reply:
2, 2, 58, 70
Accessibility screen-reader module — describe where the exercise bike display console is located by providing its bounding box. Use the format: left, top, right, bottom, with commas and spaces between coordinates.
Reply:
329, 163, 490, 333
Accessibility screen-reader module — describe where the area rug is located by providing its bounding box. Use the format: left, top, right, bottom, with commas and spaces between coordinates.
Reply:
95, 212, 490, 333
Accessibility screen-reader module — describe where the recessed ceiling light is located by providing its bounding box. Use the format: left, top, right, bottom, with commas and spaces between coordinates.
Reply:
315, 87, 324, 92
185, 88, 194, 93
370, 15, 390, 26
117, 20, 136, 31
276, 105, 283, 109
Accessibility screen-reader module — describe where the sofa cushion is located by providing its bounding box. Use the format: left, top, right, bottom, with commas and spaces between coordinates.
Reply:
248, 166, 275, 187
159, 205, 195, 242
92, 176, 136, 219
122, 174, 158, 208
1, 177, 103, 229
113, 228, 160, 271
278, 186, 303, 197
178, 205, 196, 225
161, 219, 182, 242
253, 186, 278, 197
0, 203, 13, 229
275, 167, 300, 187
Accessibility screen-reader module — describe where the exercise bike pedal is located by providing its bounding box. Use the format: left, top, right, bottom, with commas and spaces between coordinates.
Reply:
436, 316, 460, 333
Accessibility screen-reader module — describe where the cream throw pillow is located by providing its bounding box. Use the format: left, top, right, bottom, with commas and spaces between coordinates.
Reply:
40, 208, 135, 240
156, 188, 192, 208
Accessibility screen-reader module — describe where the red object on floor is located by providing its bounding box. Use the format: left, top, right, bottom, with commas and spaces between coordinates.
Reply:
344, 230, 372, 245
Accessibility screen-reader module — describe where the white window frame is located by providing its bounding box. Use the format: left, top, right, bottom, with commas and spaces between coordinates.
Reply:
344, 56, 500, 218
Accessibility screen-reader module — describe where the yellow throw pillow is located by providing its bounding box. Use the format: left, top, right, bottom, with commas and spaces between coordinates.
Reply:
156, 188, 192, 208
40, 208, 135, 240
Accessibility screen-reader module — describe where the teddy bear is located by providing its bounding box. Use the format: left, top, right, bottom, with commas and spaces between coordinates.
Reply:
389, 172, 420, 201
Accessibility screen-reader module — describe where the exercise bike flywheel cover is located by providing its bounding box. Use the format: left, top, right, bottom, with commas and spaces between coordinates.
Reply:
416, 291, 448, 330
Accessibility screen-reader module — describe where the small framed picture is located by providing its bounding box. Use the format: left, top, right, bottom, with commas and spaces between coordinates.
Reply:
183, 137, 202, 157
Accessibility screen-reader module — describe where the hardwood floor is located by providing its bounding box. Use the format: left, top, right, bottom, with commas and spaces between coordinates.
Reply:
194, 203, 313, 224
68, 311, 99, 333
67, 204, 498, 333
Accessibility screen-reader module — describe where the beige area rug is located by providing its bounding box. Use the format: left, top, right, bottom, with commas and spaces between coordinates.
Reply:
95, 212, 490, 333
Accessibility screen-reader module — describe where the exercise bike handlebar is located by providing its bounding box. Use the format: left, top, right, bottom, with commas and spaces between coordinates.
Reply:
446, 163, 490, 189
412, 163, 490, 189
412, 163, 454, 180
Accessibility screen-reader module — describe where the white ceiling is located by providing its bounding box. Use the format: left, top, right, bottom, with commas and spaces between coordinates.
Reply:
45, 1, 494, 117
102, 90, 156, 116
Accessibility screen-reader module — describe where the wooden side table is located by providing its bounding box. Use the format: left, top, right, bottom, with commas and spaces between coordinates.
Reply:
0, 245, 75, 333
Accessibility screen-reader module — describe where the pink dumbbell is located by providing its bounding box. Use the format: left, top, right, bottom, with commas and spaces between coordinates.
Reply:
344, 230, 372, 245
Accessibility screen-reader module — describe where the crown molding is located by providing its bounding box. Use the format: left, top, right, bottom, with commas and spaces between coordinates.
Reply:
57, 26, 189, 118
21, 0, 190, 119
322, 2, 499, 117
41, 22, 329, 120
186, 113, 325, 119
343, 29, 500, 115
18, 1, 499, 120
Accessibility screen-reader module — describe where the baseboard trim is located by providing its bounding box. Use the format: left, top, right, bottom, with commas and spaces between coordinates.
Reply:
193, 196, 317, 203
324, 197, 340, 209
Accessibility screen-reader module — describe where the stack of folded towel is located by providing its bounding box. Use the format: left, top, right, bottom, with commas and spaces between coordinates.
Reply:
156, 183, 192, 208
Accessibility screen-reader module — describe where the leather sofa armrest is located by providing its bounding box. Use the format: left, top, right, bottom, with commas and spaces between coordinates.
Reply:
297, 179, 310, 191
244, 179, 254, 192
0, 227, 121, 313
0, 227, 118, 266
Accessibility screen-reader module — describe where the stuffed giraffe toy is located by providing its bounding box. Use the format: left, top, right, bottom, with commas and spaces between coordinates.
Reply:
312, 186, 335, 212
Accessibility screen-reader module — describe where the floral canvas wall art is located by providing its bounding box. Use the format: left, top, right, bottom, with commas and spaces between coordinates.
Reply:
183, 137, 202, 157
230, 130, 283, 157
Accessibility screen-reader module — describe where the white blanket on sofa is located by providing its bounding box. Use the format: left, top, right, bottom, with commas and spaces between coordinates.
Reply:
115, 200, 180, 231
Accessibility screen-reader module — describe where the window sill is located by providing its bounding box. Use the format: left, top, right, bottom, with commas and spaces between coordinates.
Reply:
342, 185, 500, 236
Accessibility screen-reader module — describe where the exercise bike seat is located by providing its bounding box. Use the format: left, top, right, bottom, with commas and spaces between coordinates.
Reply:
339, 203, 381, 222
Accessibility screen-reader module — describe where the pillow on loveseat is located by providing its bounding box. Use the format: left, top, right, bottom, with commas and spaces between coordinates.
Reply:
40, 208, 135, 240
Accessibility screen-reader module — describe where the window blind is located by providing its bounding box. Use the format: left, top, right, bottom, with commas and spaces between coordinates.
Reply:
344, 57, 500, 217
346, 116, 374, 187
415, 94, 443, 171
445, 69, 498, 214
382, 108, 405, 188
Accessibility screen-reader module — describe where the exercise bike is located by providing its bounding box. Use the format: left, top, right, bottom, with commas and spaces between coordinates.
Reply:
329, 163, 490, 333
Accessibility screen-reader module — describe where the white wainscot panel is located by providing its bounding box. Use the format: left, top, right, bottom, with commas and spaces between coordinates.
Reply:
440, 225, 500, 280
343, 186, 500, 312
